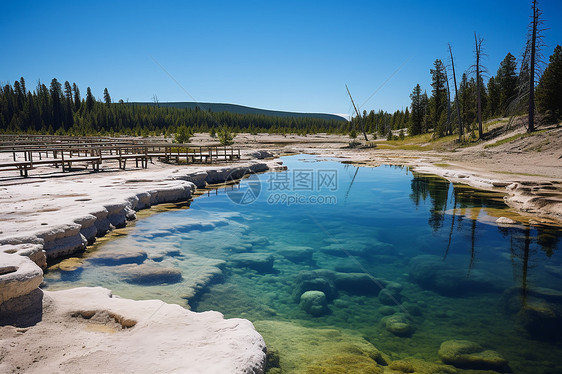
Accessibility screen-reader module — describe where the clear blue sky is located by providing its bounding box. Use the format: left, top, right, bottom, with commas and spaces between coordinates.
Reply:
1, 0, 561, 117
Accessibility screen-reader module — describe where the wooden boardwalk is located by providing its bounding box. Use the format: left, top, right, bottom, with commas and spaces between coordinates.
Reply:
0, 135, 241, 178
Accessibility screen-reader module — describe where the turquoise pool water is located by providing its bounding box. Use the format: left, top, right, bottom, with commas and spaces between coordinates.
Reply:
44, 155, 562, 373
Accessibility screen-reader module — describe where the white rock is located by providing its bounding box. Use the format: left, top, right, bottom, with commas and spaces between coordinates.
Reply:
0, 287, 267, 374
496, 216, 517, 224
0, 252, 43, 304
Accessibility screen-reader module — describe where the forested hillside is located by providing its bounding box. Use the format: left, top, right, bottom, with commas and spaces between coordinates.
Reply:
138, 102, 345, 122
0, 79, 347, 136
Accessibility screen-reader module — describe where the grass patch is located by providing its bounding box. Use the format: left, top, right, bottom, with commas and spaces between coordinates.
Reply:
492, 170, 546, 177
484, 129, 547, 149
377, 133, 458, 151
433, 163, 450, 168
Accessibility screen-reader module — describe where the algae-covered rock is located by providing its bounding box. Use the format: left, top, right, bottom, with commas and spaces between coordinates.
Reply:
229, 253, 274, 273
518, 298, 562, 341
253, 320, 387, 373
501, 287, 562, 341
438, 339, 509, 371
388, 360, 415, 372
294, 269, 337, 301
383, 313, 414, 337
300, 290, 328, 317
378, 306, 396, 316
388, 358, 457, 374
333, 272, 382, 296
409, 255, 502, 296
378, 288, 402, 306
278, 246, 314, 263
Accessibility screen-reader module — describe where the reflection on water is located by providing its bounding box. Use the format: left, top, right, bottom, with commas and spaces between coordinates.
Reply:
44, 155, 562, 373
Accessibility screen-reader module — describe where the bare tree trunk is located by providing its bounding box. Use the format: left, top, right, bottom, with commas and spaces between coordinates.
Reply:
475, 33, 483, 139
448, 44, 463, 141
445, 72, 452, 135
528, 0, 537, 132
345, 84, 369, 141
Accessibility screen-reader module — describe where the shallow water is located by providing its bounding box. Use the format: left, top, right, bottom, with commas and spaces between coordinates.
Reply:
44, 155, 562, 373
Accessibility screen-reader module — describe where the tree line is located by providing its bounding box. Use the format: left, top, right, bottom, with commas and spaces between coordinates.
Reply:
0, 78, 347, 137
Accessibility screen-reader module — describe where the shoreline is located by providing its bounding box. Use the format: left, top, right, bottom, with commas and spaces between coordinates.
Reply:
0, 159, 281, 374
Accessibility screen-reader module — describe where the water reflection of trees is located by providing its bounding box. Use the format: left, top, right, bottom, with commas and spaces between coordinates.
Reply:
409, 172, 560, 293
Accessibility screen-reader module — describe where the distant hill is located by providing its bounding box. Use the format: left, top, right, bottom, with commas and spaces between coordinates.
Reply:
129, 102, 346, 122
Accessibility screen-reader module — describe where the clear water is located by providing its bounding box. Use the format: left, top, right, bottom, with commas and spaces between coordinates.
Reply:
44, 155, 562, 373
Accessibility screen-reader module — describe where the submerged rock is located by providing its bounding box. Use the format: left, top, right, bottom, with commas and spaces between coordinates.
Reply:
300, 290, 328, 317
254, 320, 387, 373
496, 216, 517, 225
383, 313, 414, 337
518, 298, 562, 341
378, 288, 402, 306
119, 263, 183, 285
229, 253, 274, 273
278, 246, 314, 264
438, 339, 509, 372
89, 249, 148, 266
333, 272, 382, 296
502, 286, 562, 341
409, 255, 502, 296
294, 269, 337, 301
378, 306, 396, 316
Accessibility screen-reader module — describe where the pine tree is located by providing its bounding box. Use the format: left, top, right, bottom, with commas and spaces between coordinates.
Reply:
409, 84, 424, 136
536, 45, 562, 121
72, 83, 81, 111
487, 76, 500, 117
86, 87, 95, 112
50, 78, 63, 130
497, 53, 518, 115
103, 88, 111, 106
430, 59, 448, 136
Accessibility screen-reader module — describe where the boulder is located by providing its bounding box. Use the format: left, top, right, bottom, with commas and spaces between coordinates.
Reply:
438, 339, 509, 372
229, 253, 274, 273
383, 313, 413, 337
300, 290, 328, 317
294, 269, 337, 301
250, 150, 274, 159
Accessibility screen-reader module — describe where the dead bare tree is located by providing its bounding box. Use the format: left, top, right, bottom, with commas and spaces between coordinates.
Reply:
507, 0, 545, 132
528, 0, 541, 132
345, 84, 369, 142
448, 44, 463, 141
444, 69, 452, 135
474, 33, 485, 139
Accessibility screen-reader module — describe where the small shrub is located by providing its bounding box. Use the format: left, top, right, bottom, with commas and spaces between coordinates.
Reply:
217, 126, 235, 145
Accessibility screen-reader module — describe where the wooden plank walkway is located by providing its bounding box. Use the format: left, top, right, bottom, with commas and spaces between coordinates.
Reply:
0, 136, 241, 178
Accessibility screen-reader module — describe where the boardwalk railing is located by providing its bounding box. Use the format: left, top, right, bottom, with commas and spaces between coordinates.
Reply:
0, 136, 241, 178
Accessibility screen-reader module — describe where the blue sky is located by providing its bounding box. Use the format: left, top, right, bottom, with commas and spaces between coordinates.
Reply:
1, 0, 561, 116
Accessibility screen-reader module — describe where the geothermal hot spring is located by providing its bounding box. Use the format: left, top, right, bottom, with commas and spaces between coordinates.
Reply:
44, 155, 562, 373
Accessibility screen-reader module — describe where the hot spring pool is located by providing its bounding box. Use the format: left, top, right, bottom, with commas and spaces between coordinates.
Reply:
44, 155, 562, 373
